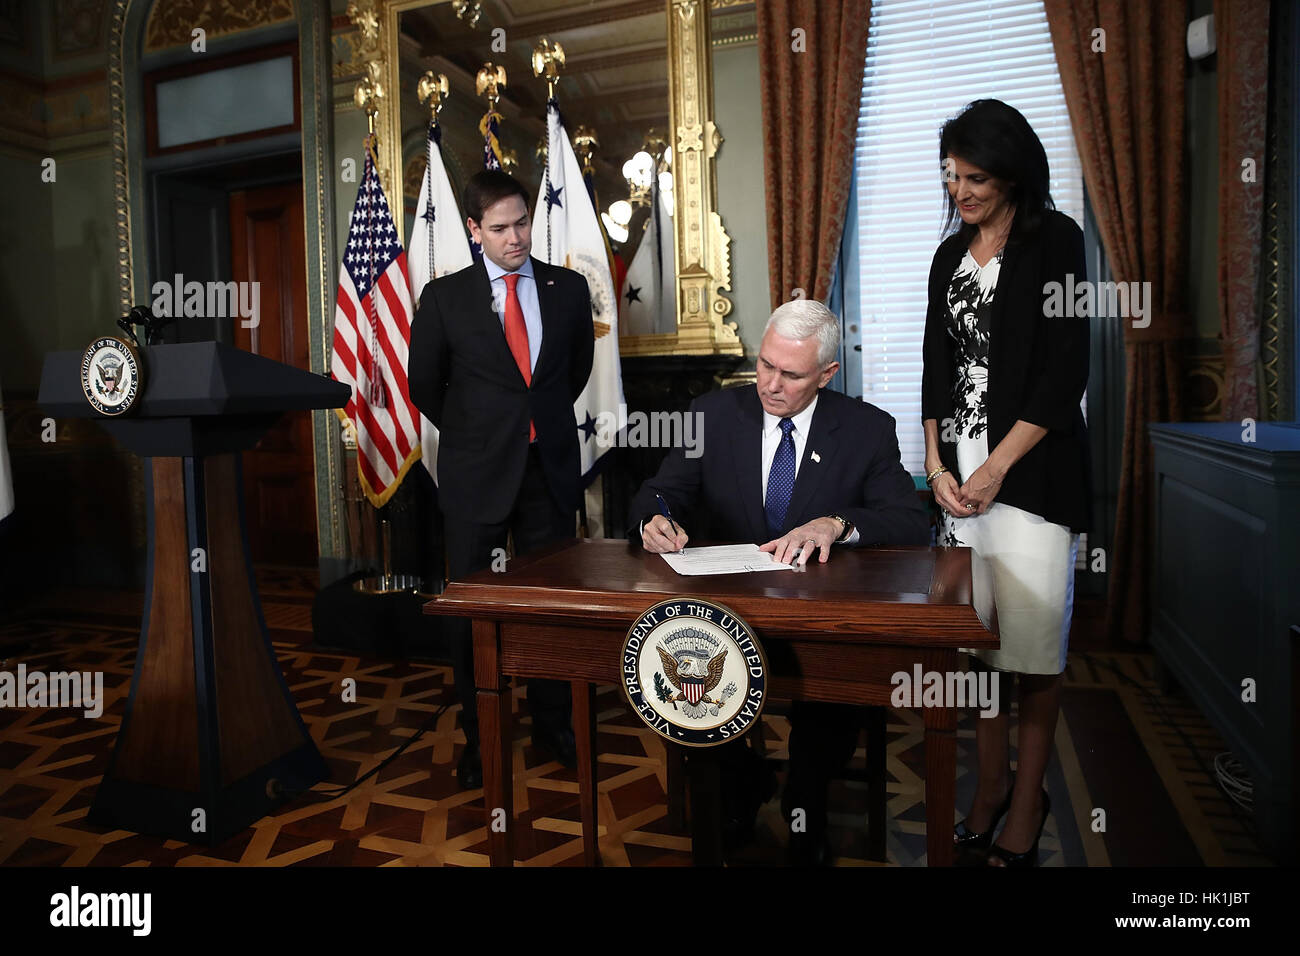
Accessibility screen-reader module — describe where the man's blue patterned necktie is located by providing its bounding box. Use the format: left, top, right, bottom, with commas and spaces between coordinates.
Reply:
765, 418, 796, 537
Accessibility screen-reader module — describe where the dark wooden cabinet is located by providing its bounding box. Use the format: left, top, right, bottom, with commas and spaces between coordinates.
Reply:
1150, 422, 1300, 863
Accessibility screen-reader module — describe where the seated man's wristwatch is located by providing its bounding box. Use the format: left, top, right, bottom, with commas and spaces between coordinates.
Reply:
827, 513, 853, 542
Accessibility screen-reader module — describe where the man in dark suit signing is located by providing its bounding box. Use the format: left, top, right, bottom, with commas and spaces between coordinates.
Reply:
628, 298, 929, 862
408, 170, 594, 790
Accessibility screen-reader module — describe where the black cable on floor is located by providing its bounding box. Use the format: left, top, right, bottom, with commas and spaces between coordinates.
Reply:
271, 701, 451, 802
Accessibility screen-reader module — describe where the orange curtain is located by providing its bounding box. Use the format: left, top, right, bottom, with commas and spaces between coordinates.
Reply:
1043, 0, 1189, 644
1216, 0, 1271, 420
755, 0, 871, 308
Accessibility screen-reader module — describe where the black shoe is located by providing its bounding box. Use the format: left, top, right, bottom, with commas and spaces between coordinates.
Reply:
987, 789, 1051, 867
721, 812, 757, 857
786, 829, 832, 867
954, 778, 1015, 851
457, 745, 482, 791
781, 770, 833, 866
721, 746, 777, 846
532, 726, 577, 769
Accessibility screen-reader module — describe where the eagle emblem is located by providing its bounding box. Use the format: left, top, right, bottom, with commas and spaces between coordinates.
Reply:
621, 599, 768, 747
656, 644, 727, 708
95, 355, 124, 396
653, 636, 739, 719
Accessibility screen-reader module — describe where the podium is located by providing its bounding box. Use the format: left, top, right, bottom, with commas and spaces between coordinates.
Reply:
39, 341, 349, 844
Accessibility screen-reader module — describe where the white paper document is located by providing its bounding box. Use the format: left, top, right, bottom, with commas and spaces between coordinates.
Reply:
659, 544, 796, 576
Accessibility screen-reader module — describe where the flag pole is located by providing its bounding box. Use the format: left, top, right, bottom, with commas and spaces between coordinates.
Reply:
475, 62, 508, 172
417, 70, 451, 592
532, 38, 587, 536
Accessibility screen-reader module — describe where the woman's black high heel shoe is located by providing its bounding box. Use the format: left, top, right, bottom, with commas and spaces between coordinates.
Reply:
987, 789, 1051, 867
953, 782, 1015, 850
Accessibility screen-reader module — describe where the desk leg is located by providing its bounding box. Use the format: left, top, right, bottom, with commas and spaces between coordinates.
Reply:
572, 681, 600, 865
666, 745, 686, 830
474, 619, 513, 867
923, 651, 957, 867
686, 749, 724, 866
866, 706, 888, 862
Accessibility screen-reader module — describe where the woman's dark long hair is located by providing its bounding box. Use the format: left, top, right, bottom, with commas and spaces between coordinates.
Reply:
939, 99, 1054, 243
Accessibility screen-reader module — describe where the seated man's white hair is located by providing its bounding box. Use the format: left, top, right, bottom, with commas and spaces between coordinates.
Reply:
764, 298, 841, 368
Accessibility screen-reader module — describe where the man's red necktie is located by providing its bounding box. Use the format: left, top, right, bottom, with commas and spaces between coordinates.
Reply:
502, 272, 536, 442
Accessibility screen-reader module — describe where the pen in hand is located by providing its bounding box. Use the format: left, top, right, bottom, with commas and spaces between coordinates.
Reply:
654, 494, 685, 554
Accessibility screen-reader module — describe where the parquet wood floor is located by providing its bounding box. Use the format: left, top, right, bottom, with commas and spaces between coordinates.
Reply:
0, 571, 1270, 866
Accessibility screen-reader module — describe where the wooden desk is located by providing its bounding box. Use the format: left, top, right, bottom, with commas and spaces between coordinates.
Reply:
424, 539, 997, 866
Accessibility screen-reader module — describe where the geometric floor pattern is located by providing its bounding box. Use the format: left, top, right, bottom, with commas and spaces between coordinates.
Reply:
0, 570, 1272, 867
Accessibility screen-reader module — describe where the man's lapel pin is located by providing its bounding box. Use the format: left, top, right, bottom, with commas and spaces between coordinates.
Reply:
811, 451, 821, 463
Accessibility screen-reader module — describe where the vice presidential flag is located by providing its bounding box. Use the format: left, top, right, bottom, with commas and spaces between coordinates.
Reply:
533, 99, 625, 481
408, 123, 473, 485
621, 174, 676, 336
331, 136, 420, 507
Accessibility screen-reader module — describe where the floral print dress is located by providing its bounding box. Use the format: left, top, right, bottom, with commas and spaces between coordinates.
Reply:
939, 248, 1079, 676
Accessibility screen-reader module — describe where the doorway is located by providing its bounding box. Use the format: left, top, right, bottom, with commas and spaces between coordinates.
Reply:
150, 154, 319, 567
229, 181, 317, 566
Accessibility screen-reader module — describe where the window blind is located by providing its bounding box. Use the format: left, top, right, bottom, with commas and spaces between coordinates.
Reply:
854, 0, 1084, 475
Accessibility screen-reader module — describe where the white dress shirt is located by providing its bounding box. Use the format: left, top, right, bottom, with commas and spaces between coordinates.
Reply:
761, 394, 859, 545
484, 255, 542, 373
641, 392, 859, 544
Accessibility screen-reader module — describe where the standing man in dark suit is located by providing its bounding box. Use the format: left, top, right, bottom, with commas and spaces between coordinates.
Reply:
628, 298, 930, 862
408, 170, 595, 790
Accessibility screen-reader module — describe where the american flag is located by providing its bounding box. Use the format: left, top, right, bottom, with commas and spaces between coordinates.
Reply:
331, 137, 420, 507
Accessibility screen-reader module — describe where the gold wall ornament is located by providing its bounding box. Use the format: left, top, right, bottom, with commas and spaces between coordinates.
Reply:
403, 151, 427, 203
347, 0, 381, 50
644, 127, 669, 162
144, 0, 294, 51
452, 0, 482, 28
475, 62, 507, 111
417, 71, 450, 123
353, 59, 386, 132
624, 148, 654, 208
348, 0, 398, 201
573, 125, 598, 175
109, 0, 133, 318
532, 37, 566, 101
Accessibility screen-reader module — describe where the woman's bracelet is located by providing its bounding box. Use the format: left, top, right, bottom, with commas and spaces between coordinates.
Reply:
925, 465, 948, 486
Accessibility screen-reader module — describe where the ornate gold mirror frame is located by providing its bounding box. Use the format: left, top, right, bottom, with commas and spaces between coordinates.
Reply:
356, 0, 741, 356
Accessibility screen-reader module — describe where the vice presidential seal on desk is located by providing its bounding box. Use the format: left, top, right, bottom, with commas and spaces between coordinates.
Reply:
80, 334, 143, 416
621, 598, 768, 747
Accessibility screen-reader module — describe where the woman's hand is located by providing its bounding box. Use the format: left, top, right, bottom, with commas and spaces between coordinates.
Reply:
958, 462, 1004, 515
931, 471, 969, 518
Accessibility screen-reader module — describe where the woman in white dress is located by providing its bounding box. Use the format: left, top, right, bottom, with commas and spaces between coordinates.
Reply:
920, 99, 1092, 866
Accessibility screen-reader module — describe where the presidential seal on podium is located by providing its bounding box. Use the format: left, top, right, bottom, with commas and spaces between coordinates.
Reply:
621, 598, 768, 747
80, 335, 143, 416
